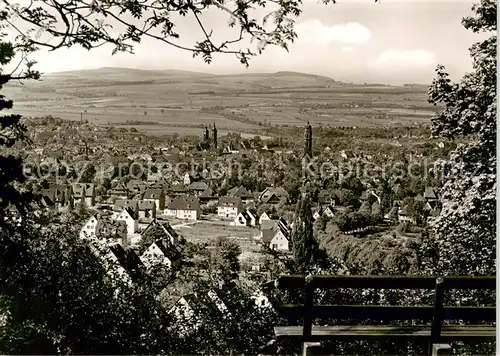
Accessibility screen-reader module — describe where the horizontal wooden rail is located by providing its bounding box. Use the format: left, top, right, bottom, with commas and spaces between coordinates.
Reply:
274, 325, 496, 341
276, 275, 496, 290
277, 305, 496, 322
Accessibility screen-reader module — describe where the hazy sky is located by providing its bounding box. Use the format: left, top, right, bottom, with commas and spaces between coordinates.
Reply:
5, 0, 487, 84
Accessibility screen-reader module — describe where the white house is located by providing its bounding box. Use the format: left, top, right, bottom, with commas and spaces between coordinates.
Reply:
116, 208, 139, 236
231, 210, 251, 226
323, 206, 335, 218
259, 211, 273, 224
112, 200, 138, 219
105, 244, 133, 284
140, 240, 177, 270
170, 295, 198, 327
231, 209, 259, 227
165, 195, 200, 220
246, 209, 258, 226
261, 222, 290, 252
80, 214, 98, 239
218, 196, 243, 218
268, 229, 290, 251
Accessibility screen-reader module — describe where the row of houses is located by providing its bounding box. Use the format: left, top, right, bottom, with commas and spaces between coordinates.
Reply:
78, 215, 271, 334
80, 217, 183, 282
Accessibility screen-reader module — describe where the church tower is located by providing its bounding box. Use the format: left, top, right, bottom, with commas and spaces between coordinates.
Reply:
304, 121, 312, 157
212, 122, 218, 148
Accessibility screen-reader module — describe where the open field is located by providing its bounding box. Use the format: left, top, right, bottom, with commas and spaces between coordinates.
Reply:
175, 220, 259, 244
4, 67, 439, 136
174, 219, 265, 264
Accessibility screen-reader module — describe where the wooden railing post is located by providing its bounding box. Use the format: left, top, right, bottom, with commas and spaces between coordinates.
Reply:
302, 275, 314, 352
432, 343, 452, 356
429, 277, 445, 355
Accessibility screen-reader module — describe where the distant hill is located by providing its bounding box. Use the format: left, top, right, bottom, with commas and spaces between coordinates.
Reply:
45, 67, 211, 80
43, 67, 343, 88
215, 71, 340, 88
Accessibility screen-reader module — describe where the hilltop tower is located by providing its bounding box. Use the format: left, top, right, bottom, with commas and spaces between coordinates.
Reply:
304, 121, 312, 157
212, 122, 218, 148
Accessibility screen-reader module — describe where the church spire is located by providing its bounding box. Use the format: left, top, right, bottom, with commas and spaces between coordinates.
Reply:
304, 121, 312, 157
212, 122, 218, 148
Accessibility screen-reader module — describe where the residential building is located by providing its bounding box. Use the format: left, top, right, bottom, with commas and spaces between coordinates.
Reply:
109, 182, 129, 199
72, 183, 96, 207
259, 211, 273, 223
80, 214, 99, 239
188, 181, 209, 196
398, 206, 416, 224
138, 200, 156, 219
112, 199, 138, 218
259, 187, 289, 204
261, 223, 290, 252
41, 184, 72, 210
183, 173, 192, 185
246, 209, 259, 226
79, 214, 127, 245
142, 189, 166, 211
313, 205, 335, 220
169, 184, 188, 197
115, 208, 139, 236
141, 219, 181, 245
424, 186, 440, 210
165, 195, 200, 220
106, 243, 145, 283
227, 186, 254, 203
199, 187, 217, 203
141, 240, 180, 270
217, 196, 243, 218
231, 209, 259, 227
231, 210, 251, 227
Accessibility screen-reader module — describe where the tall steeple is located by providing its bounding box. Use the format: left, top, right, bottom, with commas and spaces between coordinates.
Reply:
304, 121, 312, 157
212, 122, 218, 148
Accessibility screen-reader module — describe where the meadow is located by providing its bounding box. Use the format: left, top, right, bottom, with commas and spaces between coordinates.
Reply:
4, 67, 438, 136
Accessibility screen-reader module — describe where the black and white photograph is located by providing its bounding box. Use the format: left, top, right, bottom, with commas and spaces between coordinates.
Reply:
0, 0, 496, 354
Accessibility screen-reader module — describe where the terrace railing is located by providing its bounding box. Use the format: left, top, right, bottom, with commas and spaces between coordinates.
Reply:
273, 275, 496, 356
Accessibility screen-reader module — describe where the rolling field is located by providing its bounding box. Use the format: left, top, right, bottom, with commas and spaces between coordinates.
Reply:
3, 67, 439, 135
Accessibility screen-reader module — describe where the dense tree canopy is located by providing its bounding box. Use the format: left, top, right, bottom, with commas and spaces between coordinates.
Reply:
422, 0, 496, 276
0, 30, 39, 220
0, 213, 175, 355
291, 195, 319, 273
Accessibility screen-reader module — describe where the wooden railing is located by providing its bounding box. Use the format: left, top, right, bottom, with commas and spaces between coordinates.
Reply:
273, 275, 496, 356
